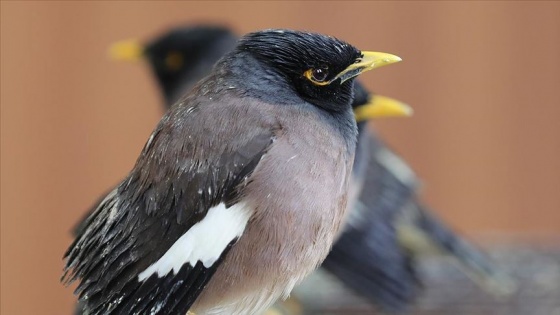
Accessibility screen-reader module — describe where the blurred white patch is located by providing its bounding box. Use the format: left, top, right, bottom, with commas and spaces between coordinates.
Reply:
375, 148, 416, 185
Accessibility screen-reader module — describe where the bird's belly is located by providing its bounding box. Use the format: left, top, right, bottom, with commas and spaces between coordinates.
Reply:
193, 131, 353, 315
191, 204, 342, 314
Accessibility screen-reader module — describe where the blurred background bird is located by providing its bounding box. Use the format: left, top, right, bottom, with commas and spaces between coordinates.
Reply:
105, 25, 516, 314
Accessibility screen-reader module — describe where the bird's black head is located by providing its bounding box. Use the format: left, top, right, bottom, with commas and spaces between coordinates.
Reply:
143, 26, 237, 103
236, 30, 366, 113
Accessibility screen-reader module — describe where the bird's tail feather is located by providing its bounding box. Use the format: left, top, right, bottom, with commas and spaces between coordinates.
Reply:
400, 203, 517, 297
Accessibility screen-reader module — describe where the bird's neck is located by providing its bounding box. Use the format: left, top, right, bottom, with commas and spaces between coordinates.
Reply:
219, 51, 302, 105
217, 51, 358, 154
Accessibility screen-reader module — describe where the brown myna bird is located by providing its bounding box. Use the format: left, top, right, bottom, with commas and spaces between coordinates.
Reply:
63, 29, 402, 314
107, 25, 514, 313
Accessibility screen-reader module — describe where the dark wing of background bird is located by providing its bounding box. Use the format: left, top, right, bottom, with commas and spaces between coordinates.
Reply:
64, 100, 275, 314
323, 129, 514, 313
399, 202, 515, 296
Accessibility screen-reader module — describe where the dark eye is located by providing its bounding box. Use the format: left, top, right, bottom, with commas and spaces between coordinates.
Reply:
311, 68, 328, 82
304, 67, 330, 86
164, 51, 184, 71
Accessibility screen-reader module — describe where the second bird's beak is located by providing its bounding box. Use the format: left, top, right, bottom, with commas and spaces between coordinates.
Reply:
354, 95, 413, 122
108, 39, 144, 61
336, 51, 402, 83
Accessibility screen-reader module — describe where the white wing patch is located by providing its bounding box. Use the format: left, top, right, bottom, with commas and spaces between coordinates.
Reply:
138, 202, 252, 281
375, 147, 416, 185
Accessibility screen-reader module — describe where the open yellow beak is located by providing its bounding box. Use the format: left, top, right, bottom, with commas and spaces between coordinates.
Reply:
108, 39, 144, 61
354, 95, 413, 122
335, 51, 402, 83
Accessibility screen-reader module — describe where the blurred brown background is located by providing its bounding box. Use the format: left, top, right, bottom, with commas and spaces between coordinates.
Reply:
1, 1, 559, 314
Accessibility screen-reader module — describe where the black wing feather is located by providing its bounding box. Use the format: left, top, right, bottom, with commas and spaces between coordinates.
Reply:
63, 102, 275, 314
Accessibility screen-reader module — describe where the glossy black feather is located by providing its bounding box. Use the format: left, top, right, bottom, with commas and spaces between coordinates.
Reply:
237, 30, 360, 113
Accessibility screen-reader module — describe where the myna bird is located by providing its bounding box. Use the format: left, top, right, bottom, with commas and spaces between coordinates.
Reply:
63, 29, 402, 315
108, 25, 514, 313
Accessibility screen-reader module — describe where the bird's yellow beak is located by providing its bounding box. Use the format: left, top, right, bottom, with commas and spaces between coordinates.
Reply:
108, 39, 144, 61
336, 51, 402, 83
354, 95, 413, 122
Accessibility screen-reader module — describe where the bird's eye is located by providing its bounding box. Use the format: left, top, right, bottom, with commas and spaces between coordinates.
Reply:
304, 67, 330, 86
311, 68, 328, 82
165, 51, 184, 71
